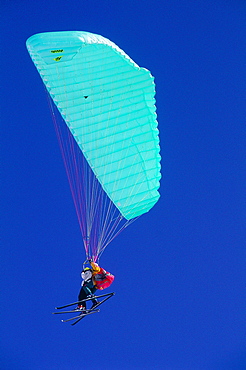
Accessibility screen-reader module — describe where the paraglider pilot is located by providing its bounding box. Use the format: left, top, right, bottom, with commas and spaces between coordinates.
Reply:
77, 261, 114, 311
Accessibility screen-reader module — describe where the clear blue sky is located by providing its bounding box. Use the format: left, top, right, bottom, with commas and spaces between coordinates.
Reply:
1, 1, 245, 369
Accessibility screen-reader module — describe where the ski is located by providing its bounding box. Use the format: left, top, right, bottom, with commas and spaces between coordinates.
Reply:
53, 308, 100, 315
70, 291, 115, 326
53, 292, 115, 325
55, 292, 115, 310
61, 309, 99, 323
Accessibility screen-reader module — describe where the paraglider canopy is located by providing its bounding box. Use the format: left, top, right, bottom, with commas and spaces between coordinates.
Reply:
26, 31, 161, 260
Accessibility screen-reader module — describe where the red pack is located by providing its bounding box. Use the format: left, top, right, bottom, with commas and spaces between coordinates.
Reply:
93, 269, 114, 290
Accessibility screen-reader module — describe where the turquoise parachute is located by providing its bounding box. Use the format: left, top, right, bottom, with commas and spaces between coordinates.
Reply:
26, 31, 161, 259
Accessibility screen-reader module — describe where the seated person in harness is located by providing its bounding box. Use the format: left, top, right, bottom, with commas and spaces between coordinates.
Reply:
77, 261, 114, 312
